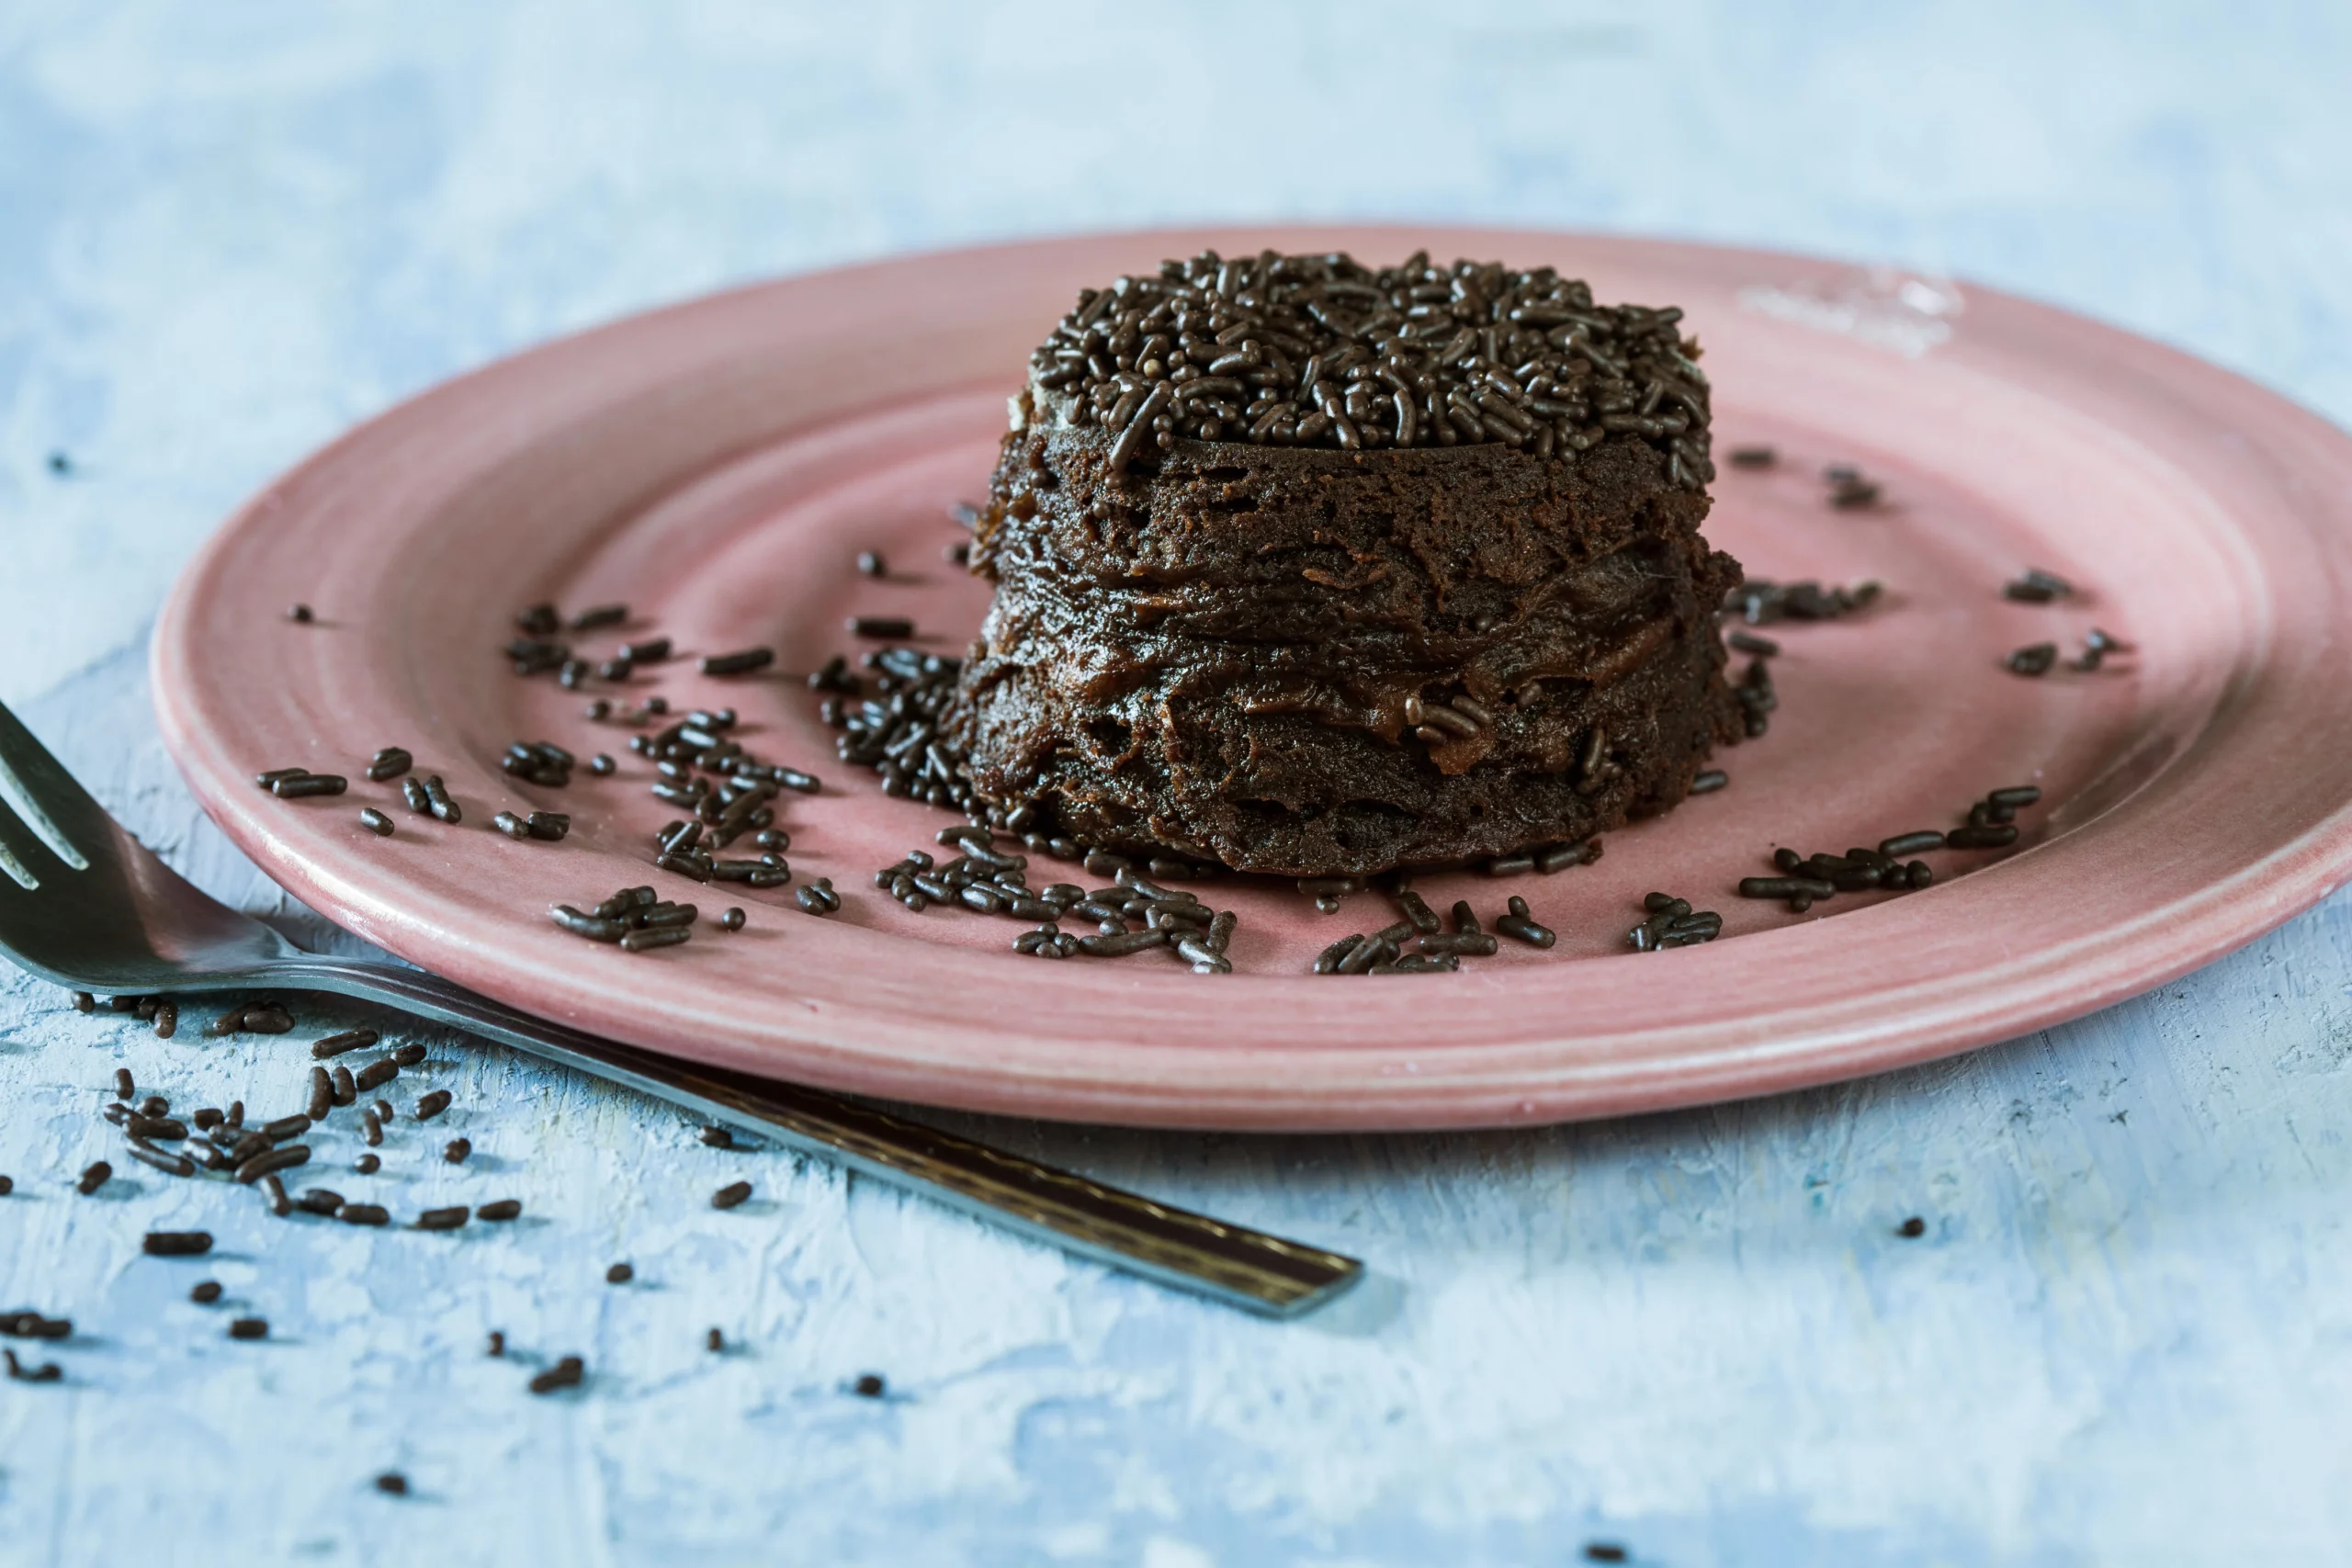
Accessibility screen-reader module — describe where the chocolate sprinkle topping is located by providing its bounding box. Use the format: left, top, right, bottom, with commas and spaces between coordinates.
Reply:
1022, 249, 1713, 489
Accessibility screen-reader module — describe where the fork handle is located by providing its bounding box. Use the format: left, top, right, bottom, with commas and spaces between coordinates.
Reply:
257, 956, 1363, 1317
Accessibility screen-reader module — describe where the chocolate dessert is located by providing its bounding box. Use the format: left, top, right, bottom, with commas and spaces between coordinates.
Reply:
952, 249, 1742, 877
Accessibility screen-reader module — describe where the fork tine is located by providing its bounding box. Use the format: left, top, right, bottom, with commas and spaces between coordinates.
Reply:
0, 699, 115, 872
0, 817, 42, 892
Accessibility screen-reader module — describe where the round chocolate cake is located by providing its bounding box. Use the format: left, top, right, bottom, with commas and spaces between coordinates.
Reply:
951, 249, 1744, 877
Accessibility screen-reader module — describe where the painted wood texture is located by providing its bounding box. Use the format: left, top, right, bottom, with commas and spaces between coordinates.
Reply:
4, 5, 2350, 1563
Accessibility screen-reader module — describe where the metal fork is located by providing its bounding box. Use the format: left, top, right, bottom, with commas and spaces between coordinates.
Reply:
0, 699, 1360, 1317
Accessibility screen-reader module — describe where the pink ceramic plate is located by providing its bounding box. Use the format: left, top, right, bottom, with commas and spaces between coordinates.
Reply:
153, 228, 2352, 1131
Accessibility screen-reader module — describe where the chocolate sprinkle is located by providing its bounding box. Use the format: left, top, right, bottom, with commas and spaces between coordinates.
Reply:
272, 773, 348, 799
2006, 643, 2059, 676
620, 926, 693, 953
700, 647, 775, 677
528, 1356, 584, 1394
1827, 476, 1881, 509
1496, 895, 1558, 950
422, 774, 461, 824
1877, 830, 1945, 857
2003, 568, 2075, 603
141, 1231, 213, 1257
234, 1145, 310, 1184
124, 1140, 194, 1178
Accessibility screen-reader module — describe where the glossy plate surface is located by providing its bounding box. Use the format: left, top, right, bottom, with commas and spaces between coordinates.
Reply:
152, 228, 2352, 1130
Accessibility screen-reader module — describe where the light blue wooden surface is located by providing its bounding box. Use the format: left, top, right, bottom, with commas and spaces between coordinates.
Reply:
5, 5, 2352, 1564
